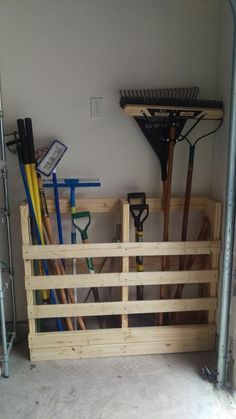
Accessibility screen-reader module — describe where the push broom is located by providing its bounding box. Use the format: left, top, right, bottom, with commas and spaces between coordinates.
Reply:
37, 140, 67, 248
120, 87, 223, 324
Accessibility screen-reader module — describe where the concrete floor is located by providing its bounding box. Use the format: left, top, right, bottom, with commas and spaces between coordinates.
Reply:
1, 338, 236, 419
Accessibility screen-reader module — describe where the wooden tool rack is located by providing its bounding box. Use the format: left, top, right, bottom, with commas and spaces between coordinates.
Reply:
20, 196, 221, 362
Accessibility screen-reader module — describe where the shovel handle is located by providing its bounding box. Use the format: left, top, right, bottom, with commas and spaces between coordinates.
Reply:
127, 192, 146, 205
72, 211, 91, 240
129, 203, 149, 231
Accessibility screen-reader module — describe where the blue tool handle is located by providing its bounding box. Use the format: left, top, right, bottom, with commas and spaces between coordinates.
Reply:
52, 172, 64, 245
70, 187, 76, 208
71, 231, 77, 245
44, 181, 101, 188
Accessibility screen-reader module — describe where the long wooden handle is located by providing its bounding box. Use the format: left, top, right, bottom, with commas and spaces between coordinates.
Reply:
179, 145, 195, 274
175, 216, 210, 299
173, 216, 210, 325
159, 127, 175, 326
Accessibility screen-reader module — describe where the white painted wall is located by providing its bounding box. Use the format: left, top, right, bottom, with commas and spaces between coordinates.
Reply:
0, 0, 221, 321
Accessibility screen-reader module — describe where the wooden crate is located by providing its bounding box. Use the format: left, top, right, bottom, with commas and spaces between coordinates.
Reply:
20, 196, 221, 361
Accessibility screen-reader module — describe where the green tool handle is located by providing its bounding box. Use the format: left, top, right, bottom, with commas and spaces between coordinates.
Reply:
72, 211, 91, 240
82, 239, 99, 302
74, 213, 100, 303
82, 238, 95, 273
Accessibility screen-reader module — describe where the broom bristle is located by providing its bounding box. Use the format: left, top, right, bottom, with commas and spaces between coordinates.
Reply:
120, 86, 199, 101
120, 87, 223, 110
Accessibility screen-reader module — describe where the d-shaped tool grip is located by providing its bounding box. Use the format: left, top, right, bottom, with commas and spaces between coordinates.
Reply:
127, 192, 146, 205
129, 203, 149, 231
72, 211, 91, 240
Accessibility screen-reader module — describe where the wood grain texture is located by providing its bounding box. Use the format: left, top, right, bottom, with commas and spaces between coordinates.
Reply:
206, 199, 222, 323
28, 298, 217, 319
23, 241, 220, 260
29, 324, 215, 361
29, 324, 215, 348
21, 196, 209, 215
21, 205, 36, 333
121, 200, 129, 328
25, 270, 218, 290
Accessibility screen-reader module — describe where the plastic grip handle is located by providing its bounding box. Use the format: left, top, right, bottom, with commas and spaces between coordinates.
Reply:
25, 118, 36, 164
127, 192, 146, 205
72, 211, 90, 220
72, 211, 91, 240
129, 203, 149, 230
17, 119, 28, 164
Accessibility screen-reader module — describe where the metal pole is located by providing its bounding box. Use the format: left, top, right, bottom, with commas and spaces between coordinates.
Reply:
217, 0, 236, 389
0, 85, 17, 340
0, 267, 9, 378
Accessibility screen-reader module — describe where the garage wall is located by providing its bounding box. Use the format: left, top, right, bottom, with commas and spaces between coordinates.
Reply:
0, 0, 221, 321
211, 0, 233, 202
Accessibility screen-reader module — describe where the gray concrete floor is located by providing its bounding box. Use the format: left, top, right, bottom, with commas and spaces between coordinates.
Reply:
1, 337, 236, 419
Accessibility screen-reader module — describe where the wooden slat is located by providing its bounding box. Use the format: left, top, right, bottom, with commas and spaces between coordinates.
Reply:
30, 338, 215, 360
46, 198, 120, 214
121, 200, 129, 328
25, 270, 218, 290
29, 324, 215, 348
20, 204, 36, 334
206, 199, 222, 323
29, 324, 215, 361
28, 196, 209, 215
30, 338, 215, 361
152, 196, 208, 211
28, 297, 217, 319
23, 241, 220, 260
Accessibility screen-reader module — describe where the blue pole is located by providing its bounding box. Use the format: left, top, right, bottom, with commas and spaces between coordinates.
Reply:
52, 171, 64, 245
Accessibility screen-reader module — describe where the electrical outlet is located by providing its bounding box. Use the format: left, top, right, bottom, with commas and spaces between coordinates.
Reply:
90, 97, 103, 118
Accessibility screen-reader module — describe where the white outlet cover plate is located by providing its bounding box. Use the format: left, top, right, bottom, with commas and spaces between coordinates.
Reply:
90, 97, 103, 118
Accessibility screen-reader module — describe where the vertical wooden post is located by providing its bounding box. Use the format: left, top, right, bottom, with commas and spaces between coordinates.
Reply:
121, 200, 129, 328
20, 203, 36, 334
205, 198, 221, 323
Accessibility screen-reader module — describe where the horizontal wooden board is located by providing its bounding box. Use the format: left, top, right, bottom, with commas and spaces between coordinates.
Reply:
25, 270, 218, 290
46, 198, 120, 214
29, 324, 215, 361
31, 196, 209, 215
29, 324, 215, 348
28, 297, 217, 319
23, 241, 220, 260
30, 340, 215, 361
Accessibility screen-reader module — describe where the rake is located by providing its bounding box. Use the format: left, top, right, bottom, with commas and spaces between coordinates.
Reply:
120, 87, 223, 325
